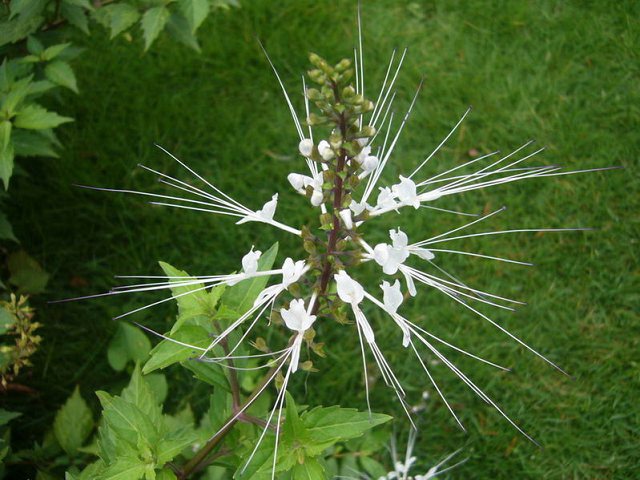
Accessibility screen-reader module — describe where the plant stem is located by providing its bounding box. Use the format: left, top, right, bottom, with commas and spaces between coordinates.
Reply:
177, 360, 283, 479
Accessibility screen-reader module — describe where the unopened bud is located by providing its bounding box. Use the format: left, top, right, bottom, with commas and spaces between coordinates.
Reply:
298, 139, 313, 157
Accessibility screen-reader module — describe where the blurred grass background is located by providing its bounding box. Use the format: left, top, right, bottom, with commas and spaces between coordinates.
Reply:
6, 0, 639, 477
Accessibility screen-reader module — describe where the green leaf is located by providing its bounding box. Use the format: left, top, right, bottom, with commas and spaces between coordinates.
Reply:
145, 373, 168, 403
1, 76, 31, 114
156, 470, 177, 480
77, 460, 106, 480
283, 392, 305, 441
14, 104, 73, 130
165, 13, 201, 53
45, 60, 78, 93
179, 0, 209, 33
221, 242, 278, 315
291, 458, 326, 480
157, 262, 217, 334
8, 250, 49, 293
41, 42, 71, 61
11, 128, 58, 157
0, 121, 11, 151
100, 454, 148, 480
142, 324, 211, 373
107, 322, 152, 371
96, 391, 158, 448
301, 406, 392, 445
120, 364, 161, 423
53, 386, 94, 456
0, 409, 21, 426
358, 456, 387, 479
9, 0, 46, 20
0, 141, 14, 190
61, 3, 90, 35
156, 425, 197, 464
0, 307, 15, 335
141, 6, 170, 51
104, 4, 140, 39
26, 35, 43, 54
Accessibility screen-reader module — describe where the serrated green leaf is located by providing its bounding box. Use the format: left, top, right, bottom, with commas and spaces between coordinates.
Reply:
182, 356, 229, 390
26, 79, 56, 95
0, 140, 14, 190
165, 13, 201, 53
358, 456, 387, 479
11, 129, 59, 158
77, 460, 105, 480
1, 76, 31, 115
145, 373, 168, 403
96, 391, 158, 447
121, 364, 161, 423
142, 324, 211, 373
14, 104, 73, 130
0, 409, 21, 426
156, 424, 197, 464
302, 407, 392, 444
283, 392, 305, 441
141, 6, 170, 51
26, 35, 43, 54
41, 42, 71, 61
104, 3, 140, 39
9, 0, 46, 21
8, 250, 49, 293
45, 60, 78, 93
53, 386, 94, 456
221, 242, 278, 315
100, 454, 148, 480
157, 262, 216, 334
179, 0, 209, 33
0, 121, 11, 152
291, 458, 326, 480
156, 470, 177, 480
108, 322, 152, 371
61, 3, 90, 34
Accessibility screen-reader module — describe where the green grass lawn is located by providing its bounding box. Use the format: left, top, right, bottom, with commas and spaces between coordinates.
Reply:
7, 0, 639, 478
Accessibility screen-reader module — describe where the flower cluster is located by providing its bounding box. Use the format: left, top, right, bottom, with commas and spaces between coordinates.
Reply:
74, 12, 614, 478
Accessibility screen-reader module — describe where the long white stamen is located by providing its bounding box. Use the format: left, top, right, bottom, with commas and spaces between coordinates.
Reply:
409, 106, 472, 178
258, 41, 304, 140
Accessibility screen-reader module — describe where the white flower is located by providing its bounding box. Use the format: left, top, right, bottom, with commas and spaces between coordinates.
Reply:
334, 270, 364, 305
349, 199, 369, 216
281, 258, 306, 288
310, 189, 324, 206
362, 154, 379, 173
410, 247, 435, 260
288, 172, 313, 193
373, 229, 410, 275
318, 140, 334, 160
355, 145, 371, 164
392, 176, 420, 209
241, 247, 261, 275
376, 187, 397, 210
281, 298, 316, 333
281, 298, 317, 373
237, 193, 278, 224
381, 280, 403, 314
339, 209, 353, 229
298, 138, 313, 157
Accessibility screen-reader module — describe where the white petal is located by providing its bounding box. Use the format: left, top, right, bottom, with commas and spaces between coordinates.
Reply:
381, 279, 403, 314
339, 209, 353, 229
318, 140, 334, 160
242, 247, 261, 275
298, 138, 313, 157
311, 189, 324, 206
334, 270, 364, 305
